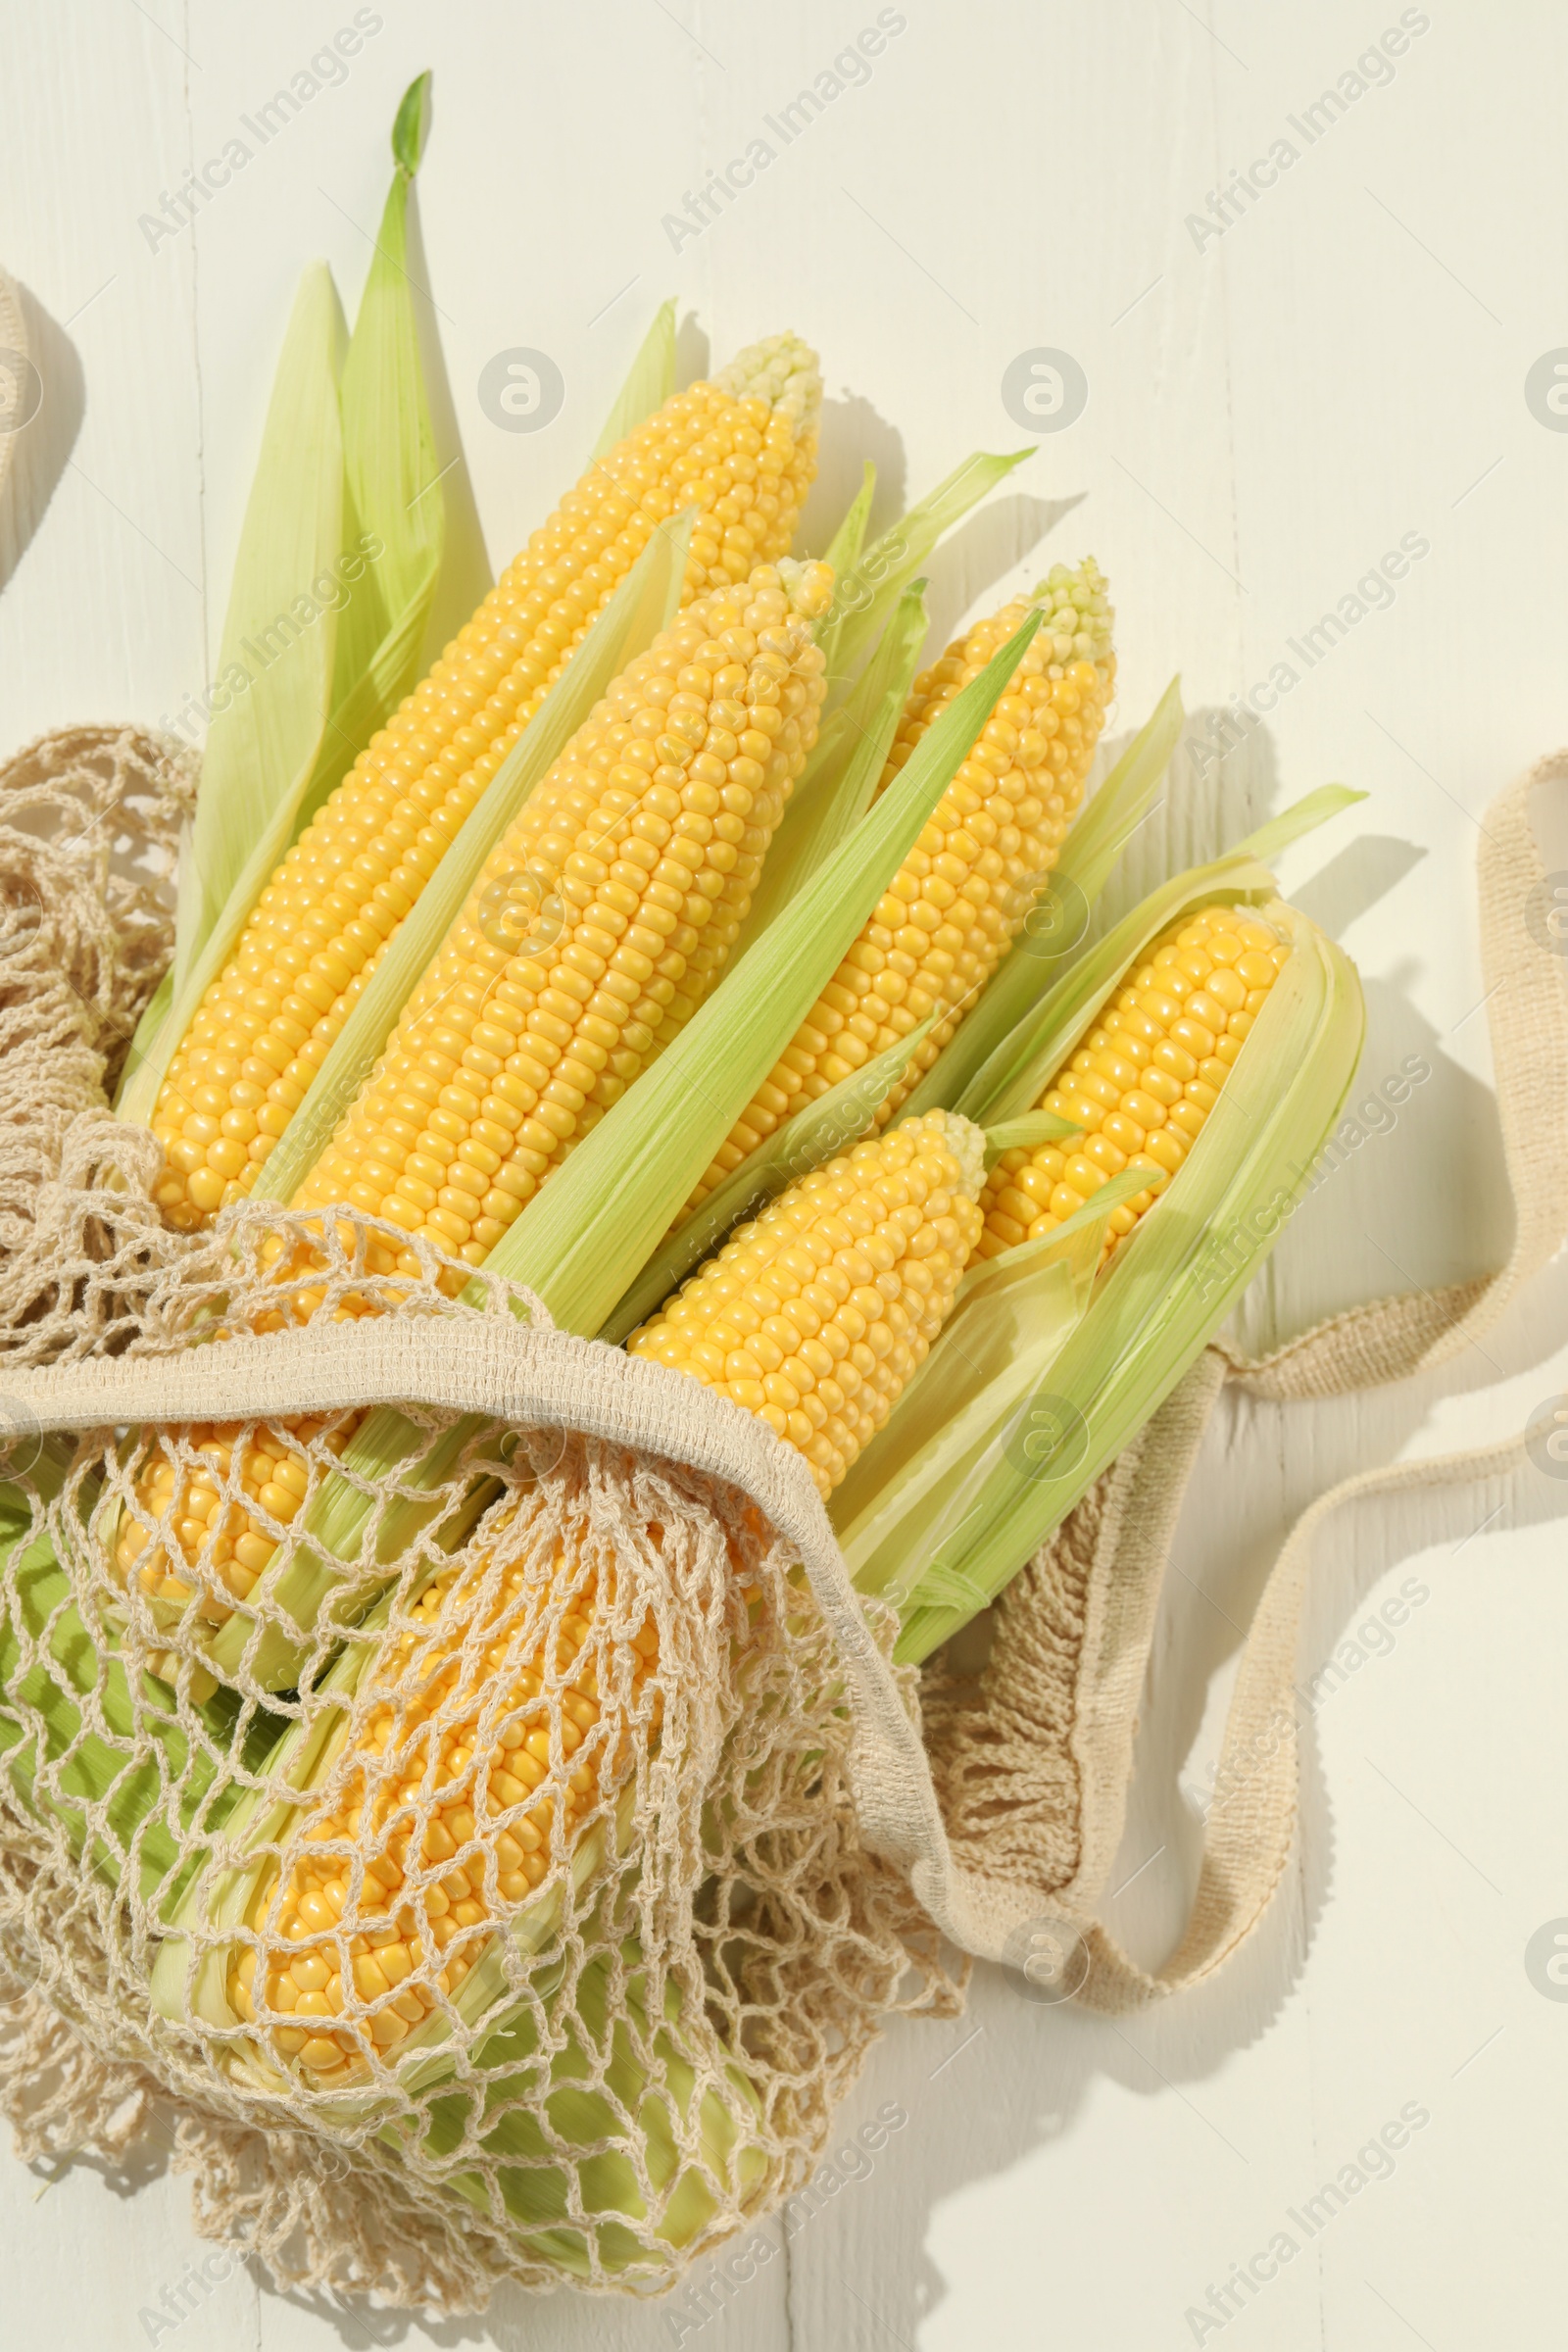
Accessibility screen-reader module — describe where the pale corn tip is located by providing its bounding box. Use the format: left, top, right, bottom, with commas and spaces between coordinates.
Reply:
932, 1105, 988, 1200
713, 329, 822, 434
1030, 557, 1114, 669
629, 1110, 986, 1497
683, 559, 1117, 1210
978, 906, 1291, 1265
778, 555, 836, 620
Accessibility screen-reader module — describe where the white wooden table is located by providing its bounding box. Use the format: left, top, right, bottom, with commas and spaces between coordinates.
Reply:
4, 3, 1566, 2343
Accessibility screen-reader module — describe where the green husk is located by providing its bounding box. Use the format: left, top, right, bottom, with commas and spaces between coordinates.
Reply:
891, 886, 1364, 1663
728, 578, 927, 965
205, 609, 1044, 1687
902, 676, 1187, 1123
591, 301, 677, 460
818, 448, 1032, 689
0, 1465, 279, 1912
166, 264, 345, 1020
832, 1187, 1126, 1598
821, 460, 876, 575
118, 79, 446, 1125
297, 70, 445, 828
421, 1944, 764, 2273
1049, 674, 1187, 910
981, 1109, 1080, 1160
598, 1015, 939, 1348
249, 513, 694, 1205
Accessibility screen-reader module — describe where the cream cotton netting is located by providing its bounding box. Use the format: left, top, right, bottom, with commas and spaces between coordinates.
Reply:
0, 725, 1561, 2314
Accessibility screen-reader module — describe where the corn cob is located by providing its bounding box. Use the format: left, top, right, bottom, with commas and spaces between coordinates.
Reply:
150, 335, 822, 1232
227, 1541, 656, 2078
227, 1112, 983, 2080
114, 560, 834, 1626
850, 859, 1366, 1667
978, 906, 1291, 1264
630, 1109, 986, 1494
292, 560, 835, 1276
682, 562, 1114, 1209
118, 1420, 353, 1622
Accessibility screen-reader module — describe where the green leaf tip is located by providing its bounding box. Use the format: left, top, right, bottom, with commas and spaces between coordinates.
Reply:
591, 300, 678, 460
392, 72, 432, 177
821, 462, 877, 575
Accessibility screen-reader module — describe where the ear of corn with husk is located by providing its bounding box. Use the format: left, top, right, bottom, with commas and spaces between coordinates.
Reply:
832, 799, 1366, 1660
286, 556, 837, 1274
120, 323, 823, 1210
131, 1113, 987, 2283
678, 564, 1116, 1214
244, 513, 697, 1212
607, 671, 1182, 1342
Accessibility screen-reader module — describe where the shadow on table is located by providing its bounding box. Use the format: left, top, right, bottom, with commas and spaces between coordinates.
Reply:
784, 1395, 1568, 2352
917, 490, 1086, 658
796, 392, 1089, 652
797, 388, 906, 560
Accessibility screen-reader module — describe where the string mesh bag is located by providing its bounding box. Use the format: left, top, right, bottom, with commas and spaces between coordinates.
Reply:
2, 721, 1563, 2319
0, 723, 963, 2316
0, 1235, 963, 2308
0, 723, 197, 1365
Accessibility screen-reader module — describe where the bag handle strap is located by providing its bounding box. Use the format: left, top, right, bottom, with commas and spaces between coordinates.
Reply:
1071, 751, 1568, 2006
1077, 1424, 1531, 2005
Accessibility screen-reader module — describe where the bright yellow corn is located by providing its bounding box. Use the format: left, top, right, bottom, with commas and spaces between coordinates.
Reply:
228, 1111, 983, 2082
294, 560, 835, 1277
115, 559, 834, 1624
631, 1110, 986, 1495
150, 334, 822, 1232
116, 1420, 350, 1623
978, 906, 1291, 1263
229, 1544, 661, 2079
681, 563, 1114, 1210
